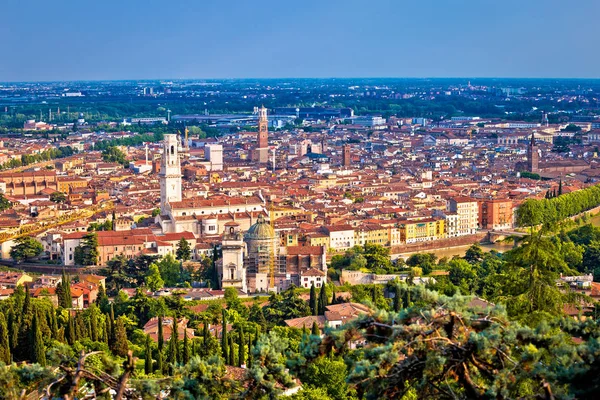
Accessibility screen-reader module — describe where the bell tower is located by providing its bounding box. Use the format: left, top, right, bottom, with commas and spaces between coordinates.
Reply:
527, 133, 539, 173
254, 106, 269, 163
159, 134, 182, 214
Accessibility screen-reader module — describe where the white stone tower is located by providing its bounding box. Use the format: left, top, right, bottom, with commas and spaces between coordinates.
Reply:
219, 222, 247, 292
159, 134, 182, 214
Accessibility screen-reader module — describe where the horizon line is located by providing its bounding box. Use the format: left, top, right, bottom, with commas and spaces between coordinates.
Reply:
2, 76, 600, 84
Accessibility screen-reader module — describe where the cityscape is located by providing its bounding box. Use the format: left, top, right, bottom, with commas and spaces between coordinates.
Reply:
2, 0, 600, 398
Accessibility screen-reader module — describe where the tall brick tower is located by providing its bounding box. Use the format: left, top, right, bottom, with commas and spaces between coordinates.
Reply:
254, 106, 269, 163
342, 144, 351, 167
527, 132, 539, 173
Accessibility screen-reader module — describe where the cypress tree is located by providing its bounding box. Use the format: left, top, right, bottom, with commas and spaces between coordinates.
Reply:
318, 284, 328, 315
172, 317, 180, 363
50, 311, 58, 340
0, 312, 10, 364
156, 347, 164, 374
558, 179, 563, 196
229, 335, 235, 366
157, 316, 164, 351
247, 334, 253, 368
61, 271, 71, 308
309, 284, 317, 315
103, 316, 110, 344
66, 315, 75, 345
312, 321, 320, 336
238, 329, 245, 367
144, 335, 152, 375
202, 320, 209, 344
221, 310, 228, 363
393, 285, 401, 312
111, 317, 129, 357
167, 318, 179, 368
331, 286, 337, 305
7, 310, 17, 354
182, 330, 190, 365
90, 313, 98, 341
22, 285, 31, 316
371, 286, 377, 304
31, 313, 46, 366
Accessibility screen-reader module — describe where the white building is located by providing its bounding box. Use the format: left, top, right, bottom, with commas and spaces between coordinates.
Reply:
446, 197, 479, 236
325, 225, 356, 251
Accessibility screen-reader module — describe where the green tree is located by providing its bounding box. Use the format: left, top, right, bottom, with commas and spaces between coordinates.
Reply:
111, 317, 129, 357
0, 193, 12, 211
221, 309, 229, 363
176, 238, 192, 261
77, 232, 98, 266
145, 263, 164, 292
49, 191, 67, 203
318, 284, 328, 315
301, 356, 349, 400
144, 335, 153, 375
30, 313, 46, 366
158, 254, 181, 287
9, 236, 43, 262
183, 329, 191, 365
0, 312, 10, 364
311, 321, 320, 336
102, 146, 127, 165
238, 328, 245, 367
309, 284, 317, 316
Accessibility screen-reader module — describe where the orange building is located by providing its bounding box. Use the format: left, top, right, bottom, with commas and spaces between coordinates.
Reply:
479, 199, 514, 230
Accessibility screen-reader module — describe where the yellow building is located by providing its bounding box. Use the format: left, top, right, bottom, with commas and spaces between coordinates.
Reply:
271, 206, 304, 220
56, 177, 88, 193
355, 224, 389, 246
304, 233, 330, 249
399, 218, 445, 244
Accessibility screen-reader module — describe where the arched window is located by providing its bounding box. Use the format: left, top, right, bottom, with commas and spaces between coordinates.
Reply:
170, 145, 174, 155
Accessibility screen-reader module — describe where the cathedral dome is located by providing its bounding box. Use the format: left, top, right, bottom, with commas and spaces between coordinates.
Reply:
245, 214, 275, 240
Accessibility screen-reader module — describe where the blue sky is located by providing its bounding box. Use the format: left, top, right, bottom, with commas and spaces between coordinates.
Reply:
1, 0, 598, 81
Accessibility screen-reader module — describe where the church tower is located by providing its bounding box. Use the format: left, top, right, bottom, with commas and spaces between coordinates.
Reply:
254, 106, 269, 163
219, 222, 247, 292
159, 134, 182, 214
527, 133, 539, 173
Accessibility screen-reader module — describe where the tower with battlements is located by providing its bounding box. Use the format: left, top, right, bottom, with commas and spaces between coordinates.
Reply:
253, 106, 269, 163
527, 133, 539, 173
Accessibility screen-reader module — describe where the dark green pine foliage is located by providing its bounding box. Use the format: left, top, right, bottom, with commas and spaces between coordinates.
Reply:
157, 316, 164, 351
112, 317, 129, 357
182, 330, 190, 365
144, 335, 152, 375
309, 284, 317, 315
31, 313, 46, 366
318, 284, 328, 315
331, 286, 337, 305
238, 329, 245, 367
312, 321, 320, 336
0, 312, 10, 364
221, 310, 228, 363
